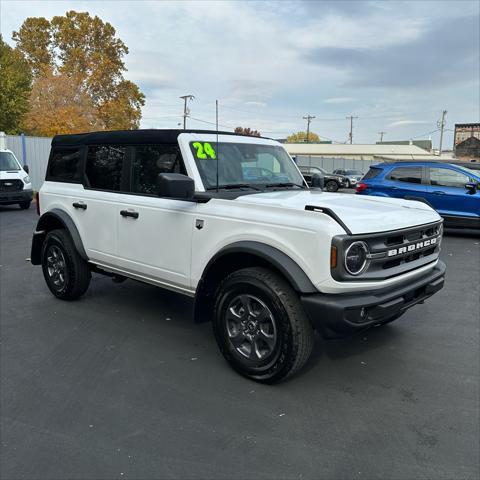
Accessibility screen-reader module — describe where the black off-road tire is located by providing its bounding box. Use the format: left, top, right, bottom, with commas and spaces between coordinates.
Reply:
19, 201, 31, 210
325, 180, 339, 192
41, 229, 91, 300
213, 267, 314, 383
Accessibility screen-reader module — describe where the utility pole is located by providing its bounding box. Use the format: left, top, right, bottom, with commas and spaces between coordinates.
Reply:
180, 95, 195, 129
346, 115, 358, 144
378, 131, 386, 142
302, 115, 315, 143
437, 110, 447, 155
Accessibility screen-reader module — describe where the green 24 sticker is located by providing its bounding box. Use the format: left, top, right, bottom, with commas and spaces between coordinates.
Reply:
193, 142, 216, 159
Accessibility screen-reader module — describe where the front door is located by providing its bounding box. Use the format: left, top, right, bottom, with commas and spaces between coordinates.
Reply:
115, 143, 196, 292
426, 166, 480, 220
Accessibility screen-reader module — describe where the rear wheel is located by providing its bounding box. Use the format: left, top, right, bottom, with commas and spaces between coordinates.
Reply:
19, 201, 31, 210
41, 229, 91, 300
325, 180, 339, 192
213, 267, 314, 383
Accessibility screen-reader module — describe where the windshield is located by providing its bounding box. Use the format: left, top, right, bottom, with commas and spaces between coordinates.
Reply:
190, 141, 305, 189
0, 151, 21, 171
346, 170, 362, 175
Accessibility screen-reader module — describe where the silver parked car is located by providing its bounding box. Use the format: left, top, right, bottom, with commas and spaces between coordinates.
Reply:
332, 169, 364, 188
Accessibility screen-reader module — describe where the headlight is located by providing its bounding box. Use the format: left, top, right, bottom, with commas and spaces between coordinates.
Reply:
344, 241, 369, 275
23, 175, 30, 184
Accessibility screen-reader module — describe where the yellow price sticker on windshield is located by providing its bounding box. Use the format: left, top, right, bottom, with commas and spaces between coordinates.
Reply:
192, 142, 216, 159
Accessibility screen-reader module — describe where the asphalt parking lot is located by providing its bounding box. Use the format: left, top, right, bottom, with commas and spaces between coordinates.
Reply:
1, 206, 479, 480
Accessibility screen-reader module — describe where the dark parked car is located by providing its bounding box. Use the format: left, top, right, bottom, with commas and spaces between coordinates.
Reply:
356, 161, 480, 229
298, 166, 346, 192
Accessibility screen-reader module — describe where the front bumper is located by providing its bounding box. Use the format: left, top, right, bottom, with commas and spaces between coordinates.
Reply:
0, 189, 32, 204
301, 261, 446, 338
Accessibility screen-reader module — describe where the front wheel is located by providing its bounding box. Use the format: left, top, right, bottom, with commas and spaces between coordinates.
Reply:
345, 179, 351, 188
213, 267, 314, 383
325, 180, 339, 192
41, 229, 91, 300
19, 201, 31, 210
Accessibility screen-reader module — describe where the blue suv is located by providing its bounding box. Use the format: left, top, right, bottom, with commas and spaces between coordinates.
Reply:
356, 162, 480, 229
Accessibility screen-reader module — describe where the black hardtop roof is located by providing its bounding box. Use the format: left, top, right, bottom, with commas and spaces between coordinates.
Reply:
51, 129, 270, 147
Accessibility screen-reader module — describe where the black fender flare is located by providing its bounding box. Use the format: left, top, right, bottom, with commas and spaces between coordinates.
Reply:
193, 241, 318, 323
31, 209, 87, 265
200, 241, 317, 294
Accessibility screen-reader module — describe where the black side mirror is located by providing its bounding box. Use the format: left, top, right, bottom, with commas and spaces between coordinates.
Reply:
158, 173, 194, 199
311, 173, 325, 190
23, 165, 29, 174
465, 182, 478, 194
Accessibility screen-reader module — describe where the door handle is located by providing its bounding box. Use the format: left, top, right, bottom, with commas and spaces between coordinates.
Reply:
432, 191, 445, 195
72, 202, 87, 210
120, 209, 139, 219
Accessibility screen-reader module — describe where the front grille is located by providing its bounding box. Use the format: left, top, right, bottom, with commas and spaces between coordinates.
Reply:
0, 179, 23, 192
331, 221, 443, 281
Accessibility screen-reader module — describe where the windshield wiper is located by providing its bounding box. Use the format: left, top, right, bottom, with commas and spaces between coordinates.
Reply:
206, 184, 261, 191
265, 182, 306, 189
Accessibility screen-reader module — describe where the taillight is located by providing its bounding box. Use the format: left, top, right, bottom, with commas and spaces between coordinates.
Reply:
356, 182, 368, 192
35, 192, 40, 215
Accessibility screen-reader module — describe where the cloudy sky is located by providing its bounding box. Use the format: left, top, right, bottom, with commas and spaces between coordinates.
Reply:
1, 0, 479, 147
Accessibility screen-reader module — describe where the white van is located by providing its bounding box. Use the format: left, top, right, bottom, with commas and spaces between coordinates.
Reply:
0, 147, 33, 209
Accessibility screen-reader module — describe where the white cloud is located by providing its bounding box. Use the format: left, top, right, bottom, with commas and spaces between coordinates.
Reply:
387, 120, 430, 128
324, 97, 355, 104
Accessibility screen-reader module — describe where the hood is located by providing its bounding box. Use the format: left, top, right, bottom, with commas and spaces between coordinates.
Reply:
235, 190, 441, 234
0, 170, 23, 180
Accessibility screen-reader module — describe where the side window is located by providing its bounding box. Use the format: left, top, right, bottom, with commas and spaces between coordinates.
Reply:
131, 144, 185, 195
429, 168, 470, 188
47, 148, 83, 182
85, 145, 126, 191
388, 167, 422, 184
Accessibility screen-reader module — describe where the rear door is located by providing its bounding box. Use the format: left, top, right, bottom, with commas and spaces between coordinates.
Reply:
426, 166, 480, 219
78, 144, 129, 264
115, 143, 196, 292
383, 165, 427, 200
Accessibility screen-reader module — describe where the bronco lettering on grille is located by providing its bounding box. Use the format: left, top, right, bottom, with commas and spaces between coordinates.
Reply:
387, 237, 438, 257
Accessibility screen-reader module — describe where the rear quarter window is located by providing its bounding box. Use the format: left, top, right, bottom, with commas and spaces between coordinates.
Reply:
46, 147, 84, 183
363, 167, 382, 180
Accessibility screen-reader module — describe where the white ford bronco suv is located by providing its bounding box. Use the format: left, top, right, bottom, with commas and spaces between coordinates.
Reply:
31, 129, 446, 382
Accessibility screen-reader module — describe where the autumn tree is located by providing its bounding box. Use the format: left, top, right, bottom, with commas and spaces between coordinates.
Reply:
23, 69, 100, 136
0, 35, 32, 133
286, 131, 320, 143
13, 11, 145, 134
235, 126, 261, 137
